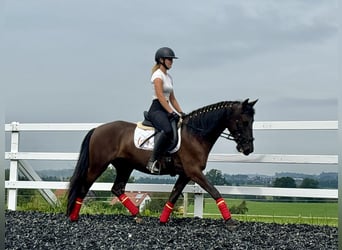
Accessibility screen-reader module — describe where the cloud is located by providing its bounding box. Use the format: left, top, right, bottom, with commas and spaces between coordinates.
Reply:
2, 2, 338, 130
176, 1, 338, 69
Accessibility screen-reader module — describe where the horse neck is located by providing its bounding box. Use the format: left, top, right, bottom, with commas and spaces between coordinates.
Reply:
206, 115, 228, 149
184, 102, 233, 148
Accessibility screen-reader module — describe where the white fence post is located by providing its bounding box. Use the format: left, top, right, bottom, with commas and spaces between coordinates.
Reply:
193, 184, 204, 218
183, 192, 188, 217
8, 122, 20, 210
193, 193, 204, 218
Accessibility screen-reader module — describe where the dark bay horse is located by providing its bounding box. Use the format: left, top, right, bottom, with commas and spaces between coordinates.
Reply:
67, 99, 257, 228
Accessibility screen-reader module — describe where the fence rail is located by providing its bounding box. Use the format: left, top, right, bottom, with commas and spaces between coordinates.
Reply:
4, 121, 338, 217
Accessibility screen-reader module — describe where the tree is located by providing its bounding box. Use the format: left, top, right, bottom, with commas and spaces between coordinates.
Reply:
298, 178, 320, 202
299, 178, 319, 189
95, 166, 135, 201
273, 177, 296, 188
205, 169, 226, 185
96, 166, 134, 183
273, 176, 296, 201
96, 167, 117, 183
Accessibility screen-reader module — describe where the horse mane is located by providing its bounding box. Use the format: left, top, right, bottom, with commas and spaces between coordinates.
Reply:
183, 101, 237, 137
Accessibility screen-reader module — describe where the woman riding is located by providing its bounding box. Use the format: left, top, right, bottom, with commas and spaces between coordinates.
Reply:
146, 47, 185, 174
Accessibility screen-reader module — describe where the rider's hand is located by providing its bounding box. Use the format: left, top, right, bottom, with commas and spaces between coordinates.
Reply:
168, 112, 180, 123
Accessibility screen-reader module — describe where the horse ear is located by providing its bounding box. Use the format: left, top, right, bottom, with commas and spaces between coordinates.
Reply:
242, 98, 249, 106
249, 99, 258, 107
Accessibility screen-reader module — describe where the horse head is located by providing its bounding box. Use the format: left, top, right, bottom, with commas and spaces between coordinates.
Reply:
226, 99, 257, 156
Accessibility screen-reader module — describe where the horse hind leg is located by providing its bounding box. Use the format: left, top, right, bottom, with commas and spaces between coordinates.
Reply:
68, 162, 108, 222
68, 175, 99, 221
111, 164, 139, 216
67, 129, 95, 221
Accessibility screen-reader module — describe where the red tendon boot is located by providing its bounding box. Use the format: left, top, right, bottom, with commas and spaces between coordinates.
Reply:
216, 198, 239, 230
119, 194, 139, 216
69, 198, 83, 222
216, 198, 231, 220
160, 201, 174, 223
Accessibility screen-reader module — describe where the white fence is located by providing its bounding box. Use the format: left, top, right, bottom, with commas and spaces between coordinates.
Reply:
4, 121, 338, 218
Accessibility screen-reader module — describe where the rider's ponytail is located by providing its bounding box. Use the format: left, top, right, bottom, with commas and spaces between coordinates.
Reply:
151, 63, 160, 75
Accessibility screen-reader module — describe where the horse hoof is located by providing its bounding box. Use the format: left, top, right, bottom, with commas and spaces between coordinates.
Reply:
134, 216, 143, 224
226, 218, 239, 231
69, 215, 79, 222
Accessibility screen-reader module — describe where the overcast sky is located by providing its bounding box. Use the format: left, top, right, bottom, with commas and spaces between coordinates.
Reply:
1, 1, 339, 175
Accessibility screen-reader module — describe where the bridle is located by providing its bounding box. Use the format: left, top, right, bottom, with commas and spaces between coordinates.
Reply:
220, 119, 254, 147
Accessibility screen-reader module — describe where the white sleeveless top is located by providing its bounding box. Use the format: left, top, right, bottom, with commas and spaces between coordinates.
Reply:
151, 69, 173, 101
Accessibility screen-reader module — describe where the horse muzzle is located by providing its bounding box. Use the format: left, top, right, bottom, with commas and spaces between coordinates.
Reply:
237, 144, 253, 156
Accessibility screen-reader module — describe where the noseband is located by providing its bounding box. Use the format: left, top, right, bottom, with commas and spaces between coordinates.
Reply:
220, 130, 254, 145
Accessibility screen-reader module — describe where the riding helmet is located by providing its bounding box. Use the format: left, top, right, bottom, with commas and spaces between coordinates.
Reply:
155, 47, 178, 63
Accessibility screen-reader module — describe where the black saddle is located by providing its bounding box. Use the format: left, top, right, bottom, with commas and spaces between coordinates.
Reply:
142, 111, 179, 151
142, 111, 154, 127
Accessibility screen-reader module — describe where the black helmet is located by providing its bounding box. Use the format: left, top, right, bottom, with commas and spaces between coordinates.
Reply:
155, 47, 178, 63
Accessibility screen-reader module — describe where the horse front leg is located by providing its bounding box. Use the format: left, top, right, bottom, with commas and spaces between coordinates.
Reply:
191, 171, 239, 229
160, 174, 190, 223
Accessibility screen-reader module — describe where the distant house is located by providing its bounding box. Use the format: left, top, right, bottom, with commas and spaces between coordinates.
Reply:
110, 192, 151, 212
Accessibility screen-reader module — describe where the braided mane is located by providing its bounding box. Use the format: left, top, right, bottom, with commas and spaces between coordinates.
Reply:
183, 101, 237, 138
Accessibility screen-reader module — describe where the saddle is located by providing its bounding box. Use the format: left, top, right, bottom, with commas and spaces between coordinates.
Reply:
134, 111, 180, 153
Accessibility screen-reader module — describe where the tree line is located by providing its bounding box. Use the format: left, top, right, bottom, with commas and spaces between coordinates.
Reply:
5, 168, 337, 189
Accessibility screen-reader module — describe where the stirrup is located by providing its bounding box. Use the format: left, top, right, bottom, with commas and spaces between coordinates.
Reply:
146, 160, 161, 174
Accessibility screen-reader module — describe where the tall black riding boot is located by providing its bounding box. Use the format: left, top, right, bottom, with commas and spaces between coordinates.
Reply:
146, 131, 169, 174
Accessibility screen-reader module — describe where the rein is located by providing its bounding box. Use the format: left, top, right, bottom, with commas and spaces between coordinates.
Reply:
221, 130, 254, 145
184, 121, 235, 141
183, 119, 254, 145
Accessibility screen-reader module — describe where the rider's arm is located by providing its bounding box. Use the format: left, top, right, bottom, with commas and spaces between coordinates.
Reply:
153, 78, 174, 114
169, 91, 183, 114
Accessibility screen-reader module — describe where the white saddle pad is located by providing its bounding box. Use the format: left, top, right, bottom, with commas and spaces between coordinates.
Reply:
133, 123, 181, 153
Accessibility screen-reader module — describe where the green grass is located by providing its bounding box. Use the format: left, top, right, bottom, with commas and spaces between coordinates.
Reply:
186, 198, 338, 226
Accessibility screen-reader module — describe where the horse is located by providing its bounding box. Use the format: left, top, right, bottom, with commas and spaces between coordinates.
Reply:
67, 99, 257, 229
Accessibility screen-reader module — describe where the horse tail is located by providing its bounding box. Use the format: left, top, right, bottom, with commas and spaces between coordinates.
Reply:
66, 128, 95, 216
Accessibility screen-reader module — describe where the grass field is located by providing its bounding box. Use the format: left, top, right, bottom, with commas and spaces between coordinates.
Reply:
186, 198, 338, 226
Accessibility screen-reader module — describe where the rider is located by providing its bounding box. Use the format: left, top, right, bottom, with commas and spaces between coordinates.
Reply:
146, 47, 185, 174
